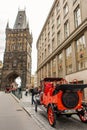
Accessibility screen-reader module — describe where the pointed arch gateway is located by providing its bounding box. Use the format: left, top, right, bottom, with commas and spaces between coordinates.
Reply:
1, 71, 21, 90
6, 72, 21, 88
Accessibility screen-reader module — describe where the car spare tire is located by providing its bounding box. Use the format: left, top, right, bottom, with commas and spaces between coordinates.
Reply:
62, 92, 79, 109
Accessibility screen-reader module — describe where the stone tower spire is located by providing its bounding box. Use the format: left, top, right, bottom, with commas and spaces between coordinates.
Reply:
6, 21, 9, 29
1, 10, 33, 90
13, 10, 27, 29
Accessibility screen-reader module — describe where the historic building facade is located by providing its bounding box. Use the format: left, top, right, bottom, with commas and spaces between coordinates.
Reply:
36, 0, 87, 100
1, 10, 33, 90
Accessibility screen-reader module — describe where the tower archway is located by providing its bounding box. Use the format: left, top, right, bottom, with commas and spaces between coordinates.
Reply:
4, 72, 21, 89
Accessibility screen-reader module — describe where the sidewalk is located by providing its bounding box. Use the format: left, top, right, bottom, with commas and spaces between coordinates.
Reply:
0, 92, 43, 130
12, 91, 49, 130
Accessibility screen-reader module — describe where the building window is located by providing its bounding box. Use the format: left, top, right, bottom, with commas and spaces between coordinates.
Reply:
13, 60, 17, 67
66, 45, 72, 74
19, 14, 22, 18
52, 38, 55, 51
48, 21, 50, 31
58, 53, 63, 77
44, 28, 46, 37
48, 44, 50, 54
51, 13, 54, 24
57, 31, 61, 46
52, 25, 55, 35
48, 32, 50, 41
52, 58, 56, 77
44, 65, 47, 77
56, 2, 60, 14
44, 49, 47, 58
63, 3, 68, 17
57, 16, 60, 27
13, 44, 16, 50
74, 6, 81, 28
45, 38, 47, 47
42, 67, 44, 78
76, 35, 87, 71
48, 62, 51, 77
64, 20, 69, 38
18, 23, 21, 27
42, 33, 44, 41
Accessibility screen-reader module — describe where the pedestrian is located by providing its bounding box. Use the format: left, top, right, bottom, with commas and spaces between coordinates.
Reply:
30, 86, 38, 105
38, 86, 42, 94
25, 87, 29, 96
29, 86, 34, 104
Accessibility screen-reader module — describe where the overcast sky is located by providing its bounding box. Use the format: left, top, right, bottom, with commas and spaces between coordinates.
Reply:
0, 0, 54, 74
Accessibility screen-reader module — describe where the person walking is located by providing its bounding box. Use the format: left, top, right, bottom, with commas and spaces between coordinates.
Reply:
25, 87, 29, 96
30, 86, 38, 105
29, 86, 34, 105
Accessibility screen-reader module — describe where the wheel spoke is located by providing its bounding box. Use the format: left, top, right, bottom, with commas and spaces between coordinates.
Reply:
79, 111, 87, 122
48, 106, 55, 125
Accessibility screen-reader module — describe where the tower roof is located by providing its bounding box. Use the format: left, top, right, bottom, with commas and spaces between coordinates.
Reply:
13, 10, 28, 29
6, 21, 9, 29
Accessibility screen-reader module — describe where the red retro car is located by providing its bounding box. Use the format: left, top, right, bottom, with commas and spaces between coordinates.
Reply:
35, 77, 87, 127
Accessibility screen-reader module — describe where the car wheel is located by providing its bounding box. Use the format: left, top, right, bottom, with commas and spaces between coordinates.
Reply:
47, 105, 56, 127
78, 110, 87, 123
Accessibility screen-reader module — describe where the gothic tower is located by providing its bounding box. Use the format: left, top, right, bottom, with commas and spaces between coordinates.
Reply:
1, 10, 33, 90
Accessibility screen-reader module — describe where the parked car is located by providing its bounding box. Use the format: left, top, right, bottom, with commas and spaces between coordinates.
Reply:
34, 77, 87, 127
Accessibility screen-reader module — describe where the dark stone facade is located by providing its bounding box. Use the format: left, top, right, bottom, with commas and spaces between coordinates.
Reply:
1, 10, 33, 90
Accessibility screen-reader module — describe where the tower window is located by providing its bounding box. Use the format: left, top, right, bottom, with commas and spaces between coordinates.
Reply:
20, 14, 22, 18
13, 60, 17, 67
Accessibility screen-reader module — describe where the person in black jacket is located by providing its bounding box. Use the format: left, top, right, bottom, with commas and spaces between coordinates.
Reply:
30, 87, 38, 105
